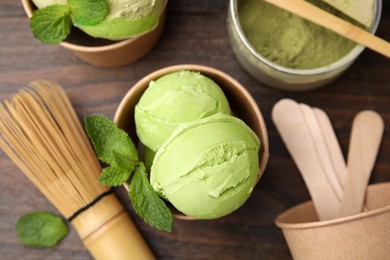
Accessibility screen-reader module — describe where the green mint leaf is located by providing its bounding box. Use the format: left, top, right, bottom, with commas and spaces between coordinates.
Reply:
112, 150, 138, 172
30, 5, 72, 44
68, 0, 108, 26
16, 211, 69, 248
129, 163, 173, 232
85, 115, 139, 168
99, 165, 132, 187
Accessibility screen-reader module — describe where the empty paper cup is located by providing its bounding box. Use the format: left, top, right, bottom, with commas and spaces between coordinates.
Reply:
275, 182, 390, 259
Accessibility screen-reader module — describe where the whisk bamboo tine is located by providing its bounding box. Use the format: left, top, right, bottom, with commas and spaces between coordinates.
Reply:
19, 92, 90, 192
0, 80, 155, 260
3, 91, 87, 214
0, 102, 61, 208
38, 85, 100, 180
33, 81, 102, 180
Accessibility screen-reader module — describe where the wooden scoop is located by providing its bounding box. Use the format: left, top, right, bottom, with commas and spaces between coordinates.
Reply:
339, 110, 384, 217
264, 0, 390, 59
272, 99, 340, 220
321, 0, 375, 27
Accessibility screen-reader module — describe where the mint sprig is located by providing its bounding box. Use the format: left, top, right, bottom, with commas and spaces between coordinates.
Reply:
129, 163, 173, 232
30, 5, 72, 44
30, 0, 108, 44
85, 115, 138, 186
85, 115, 173, 232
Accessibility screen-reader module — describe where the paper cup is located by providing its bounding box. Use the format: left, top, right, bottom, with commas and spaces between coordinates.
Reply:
114, 64, 269, 219
22, 0, 167, 67
275, 182, 390, 259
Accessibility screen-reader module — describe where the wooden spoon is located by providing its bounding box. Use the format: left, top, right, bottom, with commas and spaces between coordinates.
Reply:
338, 110, 384, 217
264, 0, 390, 59
272, 99, 340, 220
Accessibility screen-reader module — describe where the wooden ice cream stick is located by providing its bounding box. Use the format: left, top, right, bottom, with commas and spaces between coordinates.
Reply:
339, 110, 384, 217
300, 104, 344, 201
264, 0, 390, 59
313, 108, 347, 190
272, 99, 340, 220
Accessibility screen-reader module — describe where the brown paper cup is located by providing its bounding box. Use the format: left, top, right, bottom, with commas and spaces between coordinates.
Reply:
21, 0, 167, 67
275, 182, 390, 260
114, 64, 269, 219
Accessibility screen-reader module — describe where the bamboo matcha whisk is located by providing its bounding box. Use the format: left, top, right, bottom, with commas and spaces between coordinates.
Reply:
0, 80, 155, 260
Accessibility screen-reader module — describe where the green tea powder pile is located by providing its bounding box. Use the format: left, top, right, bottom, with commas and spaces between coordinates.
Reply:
238, 0, 360, 69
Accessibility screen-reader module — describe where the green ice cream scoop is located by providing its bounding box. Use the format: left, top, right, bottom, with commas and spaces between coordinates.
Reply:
150, 113, 260, 219
31, 0, 164, 40
135, 70, 231, 152
75, 0, 165, 40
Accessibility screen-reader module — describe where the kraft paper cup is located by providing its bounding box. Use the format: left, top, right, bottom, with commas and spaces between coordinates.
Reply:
22, 0, 167, 67
275, 182, 390, 260
114, 64, 269, 220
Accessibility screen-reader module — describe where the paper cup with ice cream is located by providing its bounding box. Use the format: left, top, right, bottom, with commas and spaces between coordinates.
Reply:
114, 64, 269, 219
22, 0, 167, 67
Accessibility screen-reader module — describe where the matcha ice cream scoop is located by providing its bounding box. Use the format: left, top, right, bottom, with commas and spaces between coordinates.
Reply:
150, 113, 260, 219
135, 70, 231, 152
75, 0, 165, 40
31, 0, 164, 40
32, 0, 66, 8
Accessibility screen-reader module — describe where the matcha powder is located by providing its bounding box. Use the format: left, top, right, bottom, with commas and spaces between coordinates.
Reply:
238, 0, 359, 69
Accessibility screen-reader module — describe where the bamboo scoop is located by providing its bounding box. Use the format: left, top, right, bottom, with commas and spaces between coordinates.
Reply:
339, 110, 384, 217
321, 0, 375, 28
0, 81, 155, 260
272, 99, 340, 220
264, 0, 390, 59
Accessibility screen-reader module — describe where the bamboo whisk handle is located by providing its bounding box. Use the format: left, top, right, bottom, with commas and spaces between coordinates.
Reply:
71, 193, 155, 260
84, 211, 155, 260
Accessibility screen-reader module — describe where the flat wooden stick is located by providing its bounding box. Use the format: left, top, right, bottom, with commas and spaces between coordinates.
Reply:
339, 110, 384, 217
300, 104, 343, 201
313, 108, 347, 189
272, 99, 340, 220
264, 0, 390, 58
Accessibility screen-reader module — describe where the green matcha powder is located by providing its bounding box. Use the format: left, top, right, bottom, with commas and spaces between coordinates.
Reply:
238, 0, 361, 69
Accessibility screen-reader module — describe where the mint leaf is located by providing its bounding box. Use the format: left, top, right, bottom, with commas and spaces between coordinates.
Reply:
30, 5, 72, 44
112, 150, 138, 171
85, 115, 173, 232
68, 0, 108, 26
129, 163, 173, 232
16, 211, 69, 248
99, 166, 132, 187
85, 115, 139, 167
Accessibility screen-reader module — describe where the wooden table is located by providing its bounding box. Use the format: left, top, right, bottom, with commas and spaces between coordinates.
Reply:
0, 1, 389, 259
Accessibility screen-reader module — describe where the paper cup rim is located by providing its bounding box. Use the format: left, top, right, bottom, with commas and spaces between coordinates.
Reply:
275, 182, 390, 230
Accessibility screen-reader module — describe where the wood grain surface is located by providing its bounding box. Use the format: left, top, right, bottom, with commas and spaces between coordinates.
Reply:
0, 0, 389, 259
